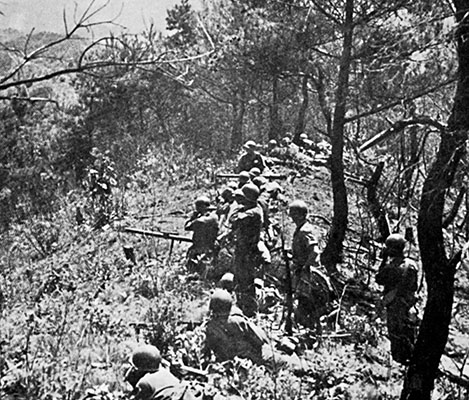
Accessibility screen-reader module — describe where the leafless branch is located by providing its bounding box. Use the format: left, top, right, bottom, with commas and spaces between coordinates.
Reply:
346, 77, 456, 124
359, 117, 446, 153
0, 4, 216, 93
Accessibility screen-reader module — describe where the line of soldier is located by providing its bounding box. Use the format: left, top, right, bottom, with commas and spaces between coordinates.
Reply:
125, 140, 420, 399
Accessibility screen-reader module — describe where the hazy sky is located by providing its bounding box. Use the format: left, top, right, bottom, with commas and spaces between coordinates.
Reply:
1, 0, 200, 35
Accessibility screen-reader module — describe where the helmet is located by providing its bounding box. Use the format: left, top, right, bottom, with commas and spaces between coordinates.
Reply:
241, 183, 260, 202
385, 234, 406, 250
299, 133, 308, 140
281, 137, 291, 145
131, 345, 161, 371
249, 167, 261, 178
243, 140, 257, 150
219, 272, 234, 291
238, 171, 250, 183
252, 176, 267, 188
228, 181, 238, 190
209, 289, 233, 314
233, 188, 245, 200
289, 200, 308, 215
221, 187, 234, 200
195, 196, 210, 208
268, 139, 278, 147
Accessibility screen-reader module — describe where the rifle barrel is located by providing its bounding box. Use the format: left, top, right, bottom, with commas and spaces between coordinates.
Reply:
124, 227, 192, 243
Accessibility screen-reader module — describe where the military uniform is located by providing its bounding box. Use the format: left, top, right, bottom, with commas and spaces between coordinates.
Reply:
376, 256, 418, 364
292, 220, 331, 330
205, 307, 268, 364
237, 151, 266, 173
134, 368, 195, 400
126, 345, 196, 400
231, 203, 264, 317
185, 210, 219, 276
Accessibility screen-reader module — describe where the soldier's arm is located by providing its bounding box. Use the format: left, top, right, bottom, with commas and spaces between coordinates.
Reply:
303, 231, 321, 268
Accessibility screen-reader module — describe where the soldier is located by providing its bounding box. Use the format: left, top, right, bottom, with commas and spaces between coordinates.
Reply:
237, 170, 251, 189
216, 186, 235, 226
184, 196, 219, 277
204, 289, 268, 365
237, 140, 266, 173
289, 200, 333, 333
219, 272, 235, 293
125, 344, 195, 400
298, 133, 315, 153
376, 233, 418, 365
248, 167, 262, 180
230, 183, 264, 317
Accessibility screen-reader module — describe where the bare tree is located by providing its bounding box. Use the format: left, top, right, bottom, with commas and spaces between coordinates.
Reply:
0, 0, 213, 94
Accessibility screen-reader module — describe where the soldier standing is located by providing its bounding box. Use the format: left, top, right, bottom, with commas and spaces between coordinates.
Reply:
184, 196, 219, 277
230, 183, 264, 317
376, 233, 418, 365
289, 200, 333, 333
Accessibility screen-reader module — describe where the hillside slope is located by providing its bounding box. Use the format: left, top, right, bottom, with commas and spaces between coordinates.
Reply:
0, 150, 467, 400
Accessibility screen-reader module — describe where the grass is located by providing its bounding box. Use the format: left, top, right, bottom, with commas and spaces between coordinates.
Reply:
0, 144, 467, 400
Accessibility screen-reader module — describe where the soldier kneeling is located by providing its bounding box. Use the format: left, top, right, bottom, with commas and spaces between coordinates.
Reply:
125, 344, 196, 400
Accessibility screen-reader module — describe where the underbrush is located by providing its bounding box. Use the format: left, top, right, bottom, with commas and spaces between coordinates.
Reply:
1, 148, 466, 400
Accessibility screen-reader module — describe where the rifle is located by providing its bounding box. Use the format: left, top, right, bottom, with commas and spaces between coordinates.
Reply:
123, 227, 192, 243
216, 173, 288, 180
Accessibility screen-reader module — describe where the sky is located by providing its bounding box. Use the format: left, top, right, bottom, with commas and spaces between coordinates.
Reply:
1, 0, 200, 35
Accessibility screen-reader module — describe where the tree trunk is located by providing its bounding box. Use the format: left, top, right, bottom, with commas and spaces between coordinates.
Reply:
366, 161, 391, 241
231, 92, 246, 148
401, 2, 469, 398
293, 75, 309, 144
269, 74, 281, 140
320, 0, 354, 277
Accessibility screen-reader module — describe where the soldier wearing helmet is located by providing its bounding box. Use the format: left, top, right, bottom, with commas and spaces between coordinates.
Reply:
228, 183, 264, 317
204, 289, 268, 365
297, 133, 314, 153
216, 186, 235, 230
248, 167, 261, 180
237, 170, 251, 189
184, 195, 219, 277
289, 200, 332, 333
376, 233, 418, 365
125, 344, 195, 400
237, 140, 266, 173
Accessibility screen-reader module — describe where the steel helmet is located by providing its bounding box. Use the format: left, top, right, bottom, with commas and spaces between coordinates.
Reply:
268, 139, 278, 147
385, 233, 406, 250
131, 345, 161, 372
221, 187, 234, 200
241, 183, 260, 202
289, 200, 308, 215
243, 140, 257, 150
238, 171, 250, 183
299, 133, 308, 140
195, 195, 210, 208
209, 289, 233, 314
219, 272, 235, 291
233, 189, 245, 200
249, 167, 261, 178
252, 176, 267, 188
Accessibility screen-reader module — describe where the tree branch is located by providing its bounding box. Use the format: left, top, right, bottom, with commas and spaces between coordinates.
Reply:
359, 117, 446, 153
345, 77, 457, 124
